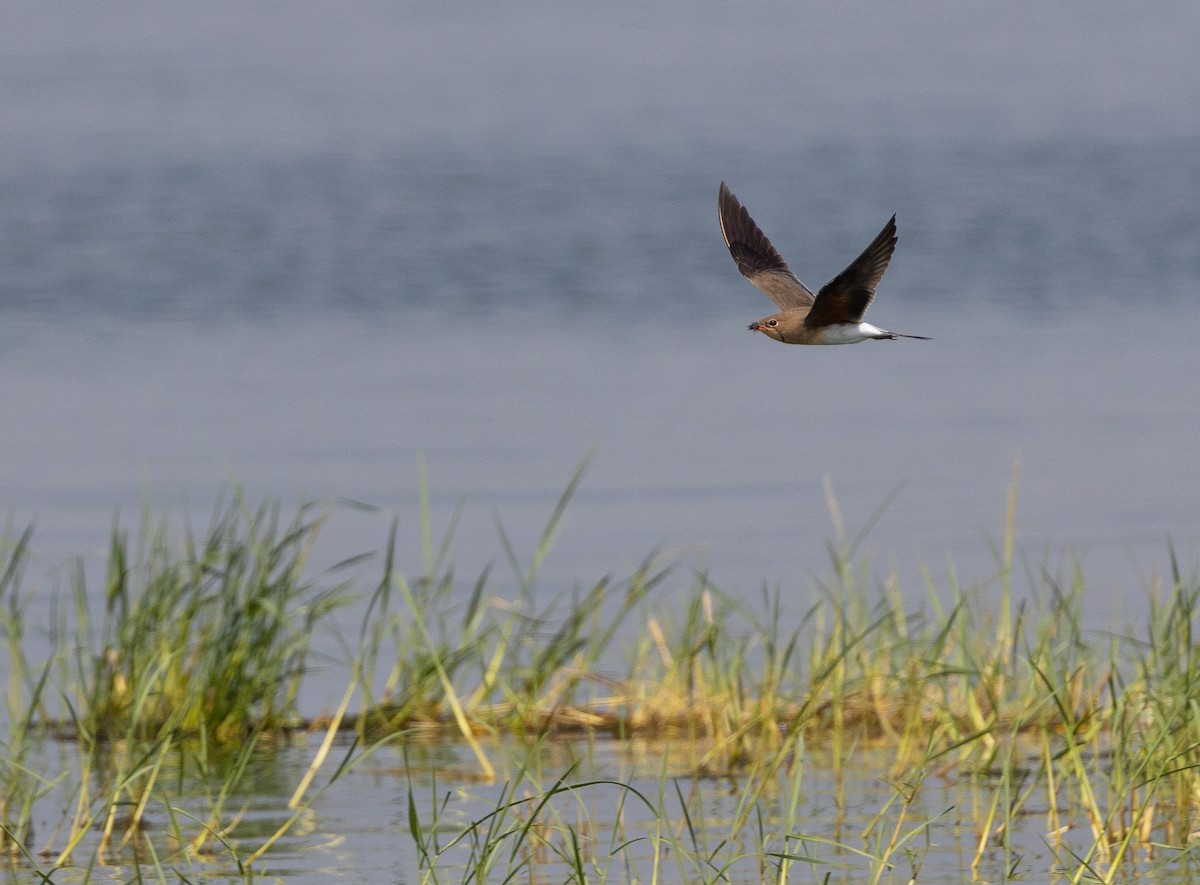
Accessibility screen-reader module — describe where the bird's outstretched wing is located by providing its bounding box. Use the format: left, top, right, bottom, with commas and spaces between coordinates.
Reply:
718, 182, 815, 310
806, 215, 897, 328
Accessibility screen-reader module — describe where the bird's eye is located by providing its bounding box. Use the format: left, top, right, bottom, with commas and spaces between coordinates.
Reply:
768, 319, 778, 327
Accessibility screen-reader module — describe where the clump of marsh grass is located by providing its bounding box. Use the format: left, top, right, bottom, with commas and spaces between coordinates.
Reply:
0, 496, 359, 872
1045, 545, 1200, 879
5, 467, 1200, 881
61, 495, 351, 744
338, 466, 1194, 801
349, 459, 673, 761
363, 468, 1200, 880
1, 525, 59, 858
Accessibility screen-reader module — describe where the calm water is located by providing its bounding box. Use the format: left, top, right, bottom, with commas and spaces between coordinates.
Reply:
18, 734, 1171, 885
3, 3, 1200, 881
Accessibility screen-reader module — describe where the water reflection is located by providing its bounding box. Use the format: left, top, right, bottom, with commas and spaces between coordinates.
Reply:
20, 732, 1200, 884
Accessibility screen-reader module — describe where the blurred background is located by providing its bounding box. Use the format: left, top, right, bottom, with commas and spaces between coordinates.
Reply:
1, 1, 1198, 625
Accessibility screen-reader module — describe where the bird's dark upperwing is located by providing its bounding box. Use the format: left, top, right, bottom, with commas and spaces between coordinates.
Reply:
718, 182, 815, 310
806, 215, 897, 328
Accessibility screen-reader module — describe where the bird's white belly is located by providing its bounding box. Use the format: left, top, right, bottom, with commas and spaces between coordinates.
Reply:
820, 323, 884, 345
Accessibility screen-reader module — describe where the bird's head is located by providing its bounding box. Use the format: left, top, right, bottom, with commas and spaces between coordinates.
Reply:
748, 313, 789, 343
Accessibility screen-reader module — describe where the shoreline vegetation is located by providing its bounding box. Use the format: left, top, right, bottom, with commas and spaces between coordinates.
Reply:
3, 464, 1200, 882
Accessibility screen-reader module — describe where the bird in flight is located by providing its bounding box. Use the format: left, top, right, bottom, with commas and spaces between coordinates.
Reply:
718, 182, 929, 345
